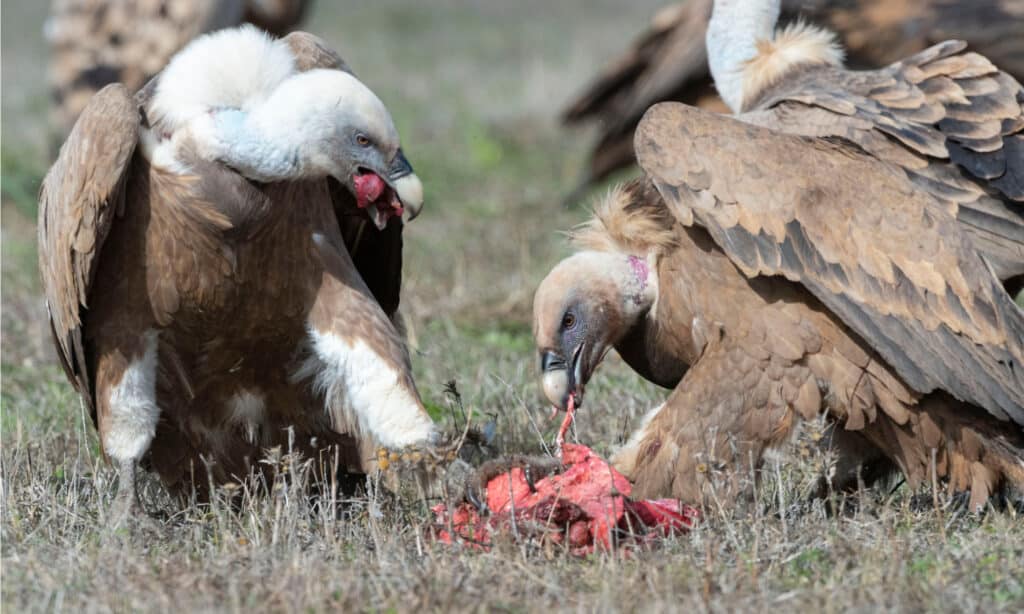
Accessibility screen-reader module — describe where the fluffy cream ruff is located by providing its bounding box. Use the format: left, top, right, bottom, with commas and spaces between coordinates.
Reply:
570, 181, 677, 258
741, 21, 845, 110
148, 24, 297, 133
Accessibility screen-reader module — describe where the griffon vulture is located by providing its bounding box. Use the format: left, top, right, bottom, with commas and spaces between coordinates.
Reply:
47, 0, 310, 139
534, 103, 1024, 510
39, 26, 433, 514
561, 0, 1024, 200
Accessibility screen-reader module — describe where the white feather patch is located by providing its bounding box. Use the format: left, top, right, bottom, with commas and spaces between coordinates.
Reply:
149, 24, 296, 133
610, 403, 665, 478
229, 389, 266, 445
293, 329, 437, 448
103, 330, 161, 462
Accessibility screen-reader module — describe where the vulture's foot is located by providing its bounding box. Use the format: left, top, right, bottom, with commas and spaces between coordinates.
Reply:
374, 437, 472, 502
108, 460, 164, 537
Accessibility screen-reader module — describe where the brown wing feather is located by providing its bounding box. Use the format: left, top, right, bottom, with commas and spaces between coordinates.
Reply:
635, 102, 1024, 423
39, 83, 140, 399
742, 40, 1024, 279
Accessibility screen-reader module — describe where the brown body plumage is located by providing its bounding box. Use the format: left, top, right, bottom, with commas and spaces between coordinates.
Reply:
47, 0, 310, 143
39, 31, 434, 505
562, 0, 1024, 197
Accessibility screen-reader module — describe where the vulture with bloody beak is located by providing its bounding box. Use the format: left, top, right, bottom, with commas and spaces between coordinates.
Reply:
39, 26, 433, 515
534, 99, 1024, 509
561, 0, 1024, 201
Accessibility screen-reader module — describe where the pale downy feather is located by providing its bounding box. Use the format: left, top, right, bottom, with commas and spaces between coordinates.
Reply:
148, 24, 297, 132
570, 181, 677, 257
741, 21, 845, 110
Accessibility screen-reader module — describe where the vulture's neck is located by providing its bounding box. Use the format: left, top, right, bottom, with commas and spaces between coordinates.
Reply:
615, 313, 689, 389
707, 0, 781, 113
205, 108, 307, 182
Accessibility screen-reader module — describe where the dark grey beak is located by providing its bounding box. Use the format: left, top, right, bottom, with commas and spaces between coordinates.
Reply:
388, 149, 423, 220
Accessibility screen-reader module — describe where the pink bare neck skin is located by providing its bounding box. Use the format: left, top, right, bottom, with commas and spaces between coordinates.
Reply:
628, 255, 649, 291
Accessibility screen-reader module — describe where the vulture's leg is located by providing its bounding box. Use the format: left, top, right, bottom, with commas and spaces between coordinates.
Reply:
809, 425, 894, 510
93, 329, 162, 523
612, 336, 818, 507
301, 232, 438, 450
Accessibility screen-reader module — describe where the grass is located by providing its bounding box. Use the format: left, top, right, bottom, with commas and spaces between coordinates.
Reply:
3, 1, 1024, 612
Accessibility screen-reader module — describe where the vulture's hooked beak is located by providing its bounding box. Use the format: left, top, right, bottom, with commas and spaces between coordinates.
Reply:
540, 343, 585, 412
351, 149, 423, 231
388, 149, 423, 221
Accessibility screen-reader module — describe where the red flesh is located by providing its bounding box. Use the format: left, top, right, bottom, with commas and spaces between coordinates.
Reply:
353, 171, 404, 220
353, 172, 385, 208
432, 442, 699, 554
555, 393, 577, 456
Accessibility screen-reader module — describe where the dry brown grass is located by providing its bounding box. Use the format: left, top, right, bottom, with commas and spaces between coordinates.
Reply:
3, 1, 1024, 612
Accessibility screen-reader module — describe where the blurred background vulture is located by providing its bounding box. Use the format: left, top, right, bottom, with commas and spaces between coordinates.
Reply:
561, 0, 1024, 202
38, 27, 433, 514
534, 2, 1024, 509
47, 0, 310, 144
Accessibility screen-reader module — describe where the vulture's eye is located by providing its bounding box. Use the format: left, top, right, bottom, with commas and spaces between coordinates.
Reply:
356, 134, 371, 147
562, 312, 576, 330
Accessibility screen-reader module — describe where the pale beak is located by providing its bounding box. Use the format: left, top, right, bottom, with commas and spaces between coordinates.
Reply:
540, 346, 585, 411
388, 149, 423, 221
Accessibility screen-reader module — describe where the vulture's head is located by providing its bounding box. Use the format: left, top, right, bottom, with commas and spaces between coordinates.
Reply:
242, 69, 424, 228
153, 25, 425, 230
533, 251, 657, 411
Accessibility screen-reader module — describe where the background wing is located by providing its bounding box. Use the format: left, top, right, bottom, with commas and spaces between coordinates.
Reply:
243, 0, 310, 37
39, 84, 139, 401
284, 31, 403, 319
635, 102, 1024, 424
560, 0, 719, 193
560, 0, 1024, 199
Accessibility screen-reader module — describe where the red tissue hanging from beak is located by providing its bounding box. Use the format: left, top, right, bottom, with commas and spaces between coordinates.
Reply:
354, 171, 404, 225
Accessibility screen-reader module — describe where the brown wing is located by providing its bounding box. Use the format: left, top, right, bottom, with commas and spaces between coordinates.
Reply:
742, 40, 1024, 278
39, 84, 140, 399
560, 0, 1024, 197
561, 1, 714, 131
283, 31, 403, 319
635, 102, 1024, 423
560, 0, 718, 195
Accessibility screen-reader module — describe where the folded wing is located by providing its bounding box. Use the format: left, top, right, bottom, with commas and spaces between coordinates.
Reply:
39, 84, 140, 405
635, 102, 1024, 423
